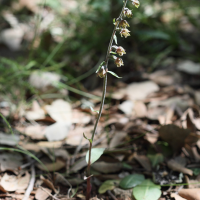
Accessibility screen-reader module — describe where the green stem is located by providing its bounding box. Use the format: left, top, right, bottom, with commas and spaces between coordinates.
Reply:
86, 1, 128, 199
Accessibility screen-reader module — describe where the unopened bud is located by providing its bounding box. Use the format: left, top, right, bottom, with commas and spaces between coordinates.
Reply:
119, 20, 130, 28
120, 28, 131, 38
97, 66, 107, 78
123, 8, 133, 18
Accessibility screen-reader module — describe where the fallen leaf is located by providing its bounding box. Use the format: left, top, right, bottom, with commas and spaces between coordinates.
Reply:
29, 71, 61, 92
167, 159, 193, 176
40, 176, 58, 193
179, 188, 200, 200
37, 158, 65, 172
35, 187, 51, 200
159, 124, 190, 152
177, 60, 200, 75
17, 125, 46, 140
133, 101, 147, 118
134, 155, 152, 171
113, 188, 132, 200
171, 193, 187, 200
0, 172, 30, 192
92, 162, 122, 173
112, 81, 159, 101
45, 122, 71, 141
118, 100, 134, 115
0, 152, 23, 172
25, 100, 45, 121
109, 131, 126, 148
0, 132, 19, 146
45, 99, 72, 122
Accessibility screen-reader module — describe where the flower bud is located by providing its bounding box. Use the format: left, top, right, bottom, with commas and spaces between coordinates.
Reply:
119, 20, 130, 28
120, 28, 131, 38
114, 57, 124, 67
97, 66, 107, 78
116, 46, 126, 56
131, 0, 140, 8
123, 8, 133, 18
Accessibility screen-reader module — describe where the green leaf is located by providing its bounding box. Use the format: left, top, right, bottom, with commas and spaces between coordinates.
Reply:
110, 51, 117, 54
147, 153, 164, 168
192, 168, 200, 176
83, 133, 92, 144
86, 148, 105, 164
98, 180, 118, 194
107, 71, 122, 78
96, 61, 106, 73
113, 18, 116, 24
90, 106, 99, 114
133, 179, 161, 200
119, 174, 145, 189
114, 34, 117, 44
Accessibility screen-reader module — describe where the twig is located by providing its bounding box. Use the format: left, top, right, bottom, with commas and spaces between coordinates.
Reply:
39, 186, 60, 200
22, 165, 35, 200
107, 190, 118, 200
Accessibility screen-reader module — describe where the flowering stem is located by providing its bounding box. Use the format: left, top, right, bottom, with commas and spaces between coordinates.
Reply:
85, 1, 128, 199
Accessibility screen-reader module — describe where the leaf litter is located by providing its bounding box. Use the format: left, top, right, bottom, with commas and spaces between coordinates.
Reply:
0, 26, 200, 200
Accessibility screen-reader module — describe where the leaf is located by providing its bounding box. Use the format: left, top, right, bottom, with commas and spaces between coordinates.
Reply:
96, 61, 106, 73
114, 34, 117, 44
83, 133, 92, 144
147, 153, 164, 168
86, 148, 105, 164
107, 71, 122, 78
113, 18, 116, 24
110, 51, 117, 54
99, 180, 118, 194
119, 174, 145, 189
133, 179, 161, 200
90, 106, 99, 114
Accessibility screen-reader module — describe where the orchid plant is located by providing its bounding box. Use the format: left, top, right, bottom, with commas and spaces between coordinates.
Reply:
84, 0, 140, 199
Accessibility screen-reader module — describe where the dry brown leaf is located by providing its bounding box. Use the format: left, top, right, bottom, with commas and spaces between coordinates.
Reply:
113, 188, 132, 200
0, 152, 23, 172
40, 176, 58, 193
17, 125, 46, 140
133, 101, 147, 118
0, 132, 19, 146
118, 100, 134, 115
159, 124, 190, 152
144, 133, 159, 144
134, 154, 152, 171
92, 162, 122, 173
66, 126, 94, 146
45, 99, 72, 123
71, 109, 91, 124
70, 157, 87, 173
45, 122, 71, 141
179, 188, 200, 200
37, 141, 63, 148
167, 159, 193, 176
171, 193, 187, 200
0, 172, 30, 192
109, 131, 126, 148
25, 100, 45, 121
35, 187, 51, 200
36, 158, 65, 172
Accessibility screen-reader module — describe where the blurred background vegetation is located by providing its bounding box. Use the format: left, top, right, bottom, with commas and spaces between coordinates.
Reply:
0, 0, 200, 103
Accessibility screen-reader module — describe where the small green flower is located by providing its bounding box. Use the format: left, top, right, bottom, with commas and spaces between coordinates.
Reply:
97, 66, 107, 78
